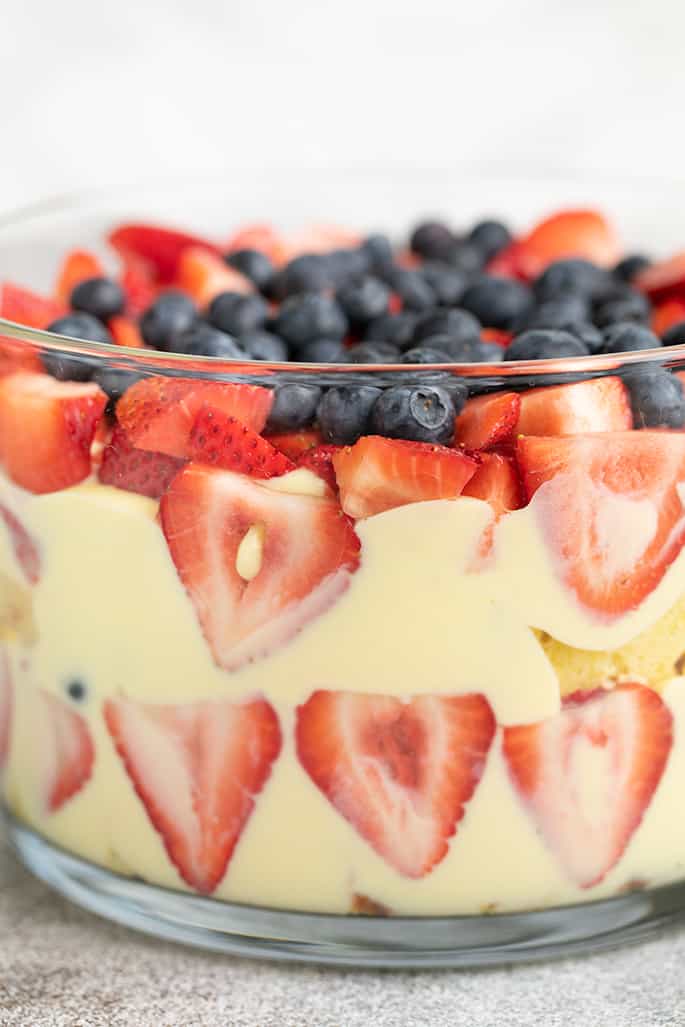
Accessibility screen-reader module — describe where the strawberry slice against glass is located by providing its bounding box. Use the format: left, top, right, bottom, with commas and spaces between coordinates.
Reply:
108, 223, 221, 284
188, 407, 295, 478
463, 452, 523, 517
516, 377, 632, 436
0, 647, 12, 768
98, 425, 184, 499
503, 683, 672, 887
1, 282, 66, 329
454, 392, 521, 451
36, 691, 95, 812
266, 429, 323, 460
160, 464, 361, 671
296, 690, 496, 878
0, 504, 41, 582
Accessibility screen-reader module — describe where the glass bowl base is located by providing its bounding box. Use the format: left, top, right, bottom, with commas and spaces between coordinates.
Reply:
6, 811, 685, 968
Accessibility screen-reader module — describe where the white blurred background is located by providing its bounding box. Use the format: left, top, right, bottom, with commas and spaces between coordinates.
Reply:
0, 0, 682, 214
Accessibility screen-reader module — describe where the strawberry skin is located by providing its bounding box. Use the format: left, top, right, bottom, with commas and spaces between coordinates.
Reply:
108, 223, 221, 284
189, 407, 294, 478
38, 691, 95, 812
120, 254, 159, 316
514, 209, 620, 279
516, 377, 633, 436
0, 503, 41, 582
99, 425, 184, 499
636, 252, 685, 302
116, 377, 273, 458
176, 247, 252, 306
0, 647, 12, 768
266, 429, 323, 460
55, 250, 104, 303
454, 392, 521, 451
333, 436, 478, 519
160, 464, 361, 671
463, 452, 523, 517
0, 372, 107, 494
296, 690, 496, 878
517, 431, 685, 618
503, 683, 672, 887
1, 282, 66, 329
296, 445, 340, 492
225, 223, 287, 265
652, 298, 685, 336
108, 315, 145, 349
104, 695, 281, 893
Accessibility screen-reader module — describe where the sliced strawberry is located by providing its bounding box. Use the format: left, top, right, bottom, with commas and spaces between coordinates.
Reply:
176, 247, 252, 307
652, 298, 685, 337
55, 250, 104, 303
283, 224, 362, 261
297, 445, 340, 492
0, 339, 43, 377
503, 682, 672, 887
480, 328, 512, 347
636, 253, 685, 302
0, 647, 12, 768
0, 372, 107, 494
454, 392, 521, 451
99, 425, 184, 498
266, 429, 323, 460
120, 254, 159, 316
37, 690, 95, 812
517, 431, 685, 618
514, 210, 620, 280
189, 407, 294, 478
516, 377, 632, 436
116, 377, 273, 459
108, 315, 145, 349
486, 242, 529, 280
108, 223, 220, 284
387, 292, 403, 314
463, 453, 523, 516
104, 695, 281, 893
333, 436, 478, 519
225, 223, 287, 265
0, 282, 66, 329
0, 504, 41, 582
296, 690, 495, 878
160, 464, 360, 671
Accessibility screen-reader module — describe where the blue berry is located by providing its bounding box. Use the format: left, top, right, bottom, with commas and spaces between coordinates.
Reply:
266, 384, 322, 432
275, 293, 348, 345
225, 249, 274, 291
281, 254, 332, 295
412, 308, 481, 346
402, 346, 452, 364
43, 314, 112, 380
317, 385, 383, 444
360, 234, 394, 274
460, 276, 533, 330
467, 220, 512, 261
208, 292, 268, 336
140, 291, 197, 350
175, 322, 246, 358
409, 221, 454, 260
347, 341, 401, 363
70, 276, 125, 320
336, 276, 390, 324
613, 254, 650, 282
92, 367, 141, 400
565, 322, 604, 353
294, 339, 349, 363
601, 323, 660, 354
326, 248, 370, 285
505, 329, 589, 361
594, 291, 650, 328
421, 335, 501, 362
66, 679, 87, 702
420, 263, 467, 306
385, 269, 436, 312
445, 240, 486, 275
623, 366, 685, 428
662, 322, 685, 347
371, 385, 456, 443
365, 312, 417, 349
524, 295, 591, 330
239, 330, 289, 362
534, 259, 608, 301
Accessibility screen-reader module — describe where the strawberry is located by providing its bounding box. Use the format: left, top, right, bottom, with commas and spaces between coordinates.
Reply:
513, 210, 620, 280
266, 429, 323, 460
516, 377, 632, 436
297, 445, 340, 492
503, 683, 672, 887
108, 223, 221, 284
0, 647, 12, 768
296, 690, 496, 878
119, 254, 159, 316
189, 406, 294, 478
517, 431, 685, 618
0, 282, 65, 329
99, 425, 184, 499
176, 247, 252, 307
37, 690, 95, 812
0, 504, 41, 582
55, 250, 104, 303
635, 253, 685, 302
108, 315, 145, 349
486, 243, 529, 280
160, 464, 360, 671
283, 224, 362, 261
463, 453, 523, 517
0, 372, 107, 494
0, 339, 43, 377
480, 328, 512, 347
333, 436, 478, 519
453, 392, 521, 451
104, 695, 281, 893
652, 298, 685, 336
225, 223, 287, 265
116, 377, 273, 459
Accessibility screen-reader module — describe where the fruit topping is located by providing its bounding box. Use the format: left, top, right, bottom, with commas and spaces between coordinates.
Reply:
635, 252, 685, 302
463, 452, 523, 516
108, 223, 221, 284
177, 247, 252, 306
1, 282, 65, 329
0, 504, 41, 582
296, 445, 340, 492
516, 377, 633, 436
266, 429, 323, 460
188, 407, 295, 478
37, 690, 95, 812
370, 385, 459, 445
70, 276, 126, 321
317, 385, 382, 446
513, 209, 621, 280
55, 250, 105, 303
454, 392, 521, 451
99, 425, 184, 498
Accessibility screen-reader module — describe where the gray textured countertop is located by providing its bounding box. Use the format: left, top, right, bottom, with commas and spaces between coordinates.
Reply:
2, 826, 685, 1027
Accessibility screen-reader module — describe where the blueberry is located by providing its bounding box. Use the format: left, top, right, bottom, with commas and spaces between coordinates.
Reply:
385, 268, 436, 312
460, 276, 533, 330
70, 276, 125, 320
601, 323, 660, 354
524, 295, 591, 330
360, 234, 394, 274
317, 385, 382, 444
505, 329, 590, 361
326, 248, 370, 285
91, 367, 141, 400
347, 341, 401, 363
43, 313, 112, 380
613, 254, 650, 282
467, 220, 512, 261
412, 308, 481, 346
336, 276, 390, 324
175, 322, 246, 358
266, 383, 322, 432
409, 220, 455, 260
662, 322, 685, 347
444, 240, 486, 275
402, 346, 452, 364
208, 292, 268, 336
47, 312, 112, 345
239, 330, 289, 362
422, 374, 468, 409
281, 254, 332, 295
420, 262, 467, 306
275, 293, 348, 345
371, 385, 457, 443
420, 335, 501, 362
534, 259, 608, 301
66, 679, 87, 702
623, 366, 685, 428
225, 248, 274, 290
565, 322, 604, 353
140, 291, 197, 350
594, 291, 651, 328
294, 338, 349, 363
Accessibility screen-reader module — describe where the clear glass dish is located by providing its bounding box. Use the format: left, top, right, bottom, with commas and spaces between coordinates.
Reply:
2, 177, 685, 967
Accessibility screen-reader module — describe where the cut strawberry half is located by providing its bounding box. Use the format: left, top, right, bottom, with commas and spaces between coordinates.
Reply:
297, 445, 340, 492
503, 682, 672, 887
0, 647, 12, 768
453, 392, 521, 451
652, 298, 685, 336
104, 695, 281, 893
120, 254, 159, 316
333, 436, 478, 519
108, 223, 221, 284
0, 504, 41, 582
0, 372, 107, 494
225, 223, 287, 265
517, 431, 685, 618
0, 282, 66, 329
283, 224, 362, 261
266, 429, 323, 460
37, 690, 95, 812
55, 250, 104, 303
296, 690, 496, 878
99, 425, 184, 499
116, 377, 273, 459
516, 377, 632, 436
108, 315, 145, 349
514, 210, 620, 280
480, 328, 512, 347
189, 407, 294, 478
463, 453, 523, 517
0, 339, 43, 377
160, 464, 361, 671
636, 253, 685, 302
486, 243, 529, 280
176, 247, 252, 307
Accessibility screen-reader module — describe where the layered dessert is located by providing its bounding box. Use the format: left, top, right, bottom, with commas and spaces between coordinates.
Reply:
2, 207, 685, 917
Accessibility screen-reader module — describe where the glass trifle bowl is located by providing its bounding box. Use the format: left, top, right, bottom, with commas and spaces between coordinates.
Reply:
3, 176, 685, 967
